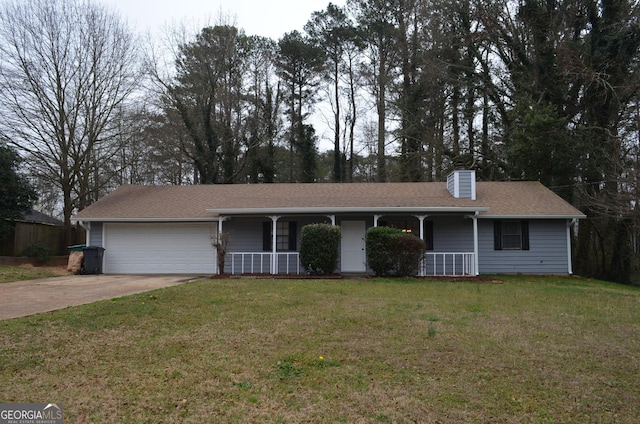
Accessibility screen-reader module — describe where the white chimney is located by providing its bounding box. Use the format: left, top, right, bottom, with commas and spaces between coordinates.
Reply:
447, 169, 476, 200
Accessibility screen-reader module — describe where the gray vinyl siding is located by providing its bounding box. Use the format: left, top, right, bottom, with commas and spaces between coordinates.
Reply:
432, 216, 474, 251
458, 172, 475, 198
428, 216, 475, 275
89, 222, 103, 247
222, 217, 264, 252
447, 177, 456, 197
222, 218, 266, 273
478, 219, 569, 274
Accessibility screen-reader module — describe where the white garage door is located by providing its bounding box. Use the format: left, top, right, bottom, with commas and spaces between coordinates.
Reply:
104, 223, 217, 274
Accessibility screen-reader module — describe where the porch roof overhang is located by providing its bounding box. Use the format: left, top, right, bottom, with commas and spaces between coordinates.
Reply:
71, 217, 218, 223
478, 214, 586, 220
205, 206, 489, 216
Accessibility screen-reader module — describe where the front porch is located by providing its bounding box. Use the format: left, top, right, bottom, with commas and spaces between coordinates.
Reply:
225, 251, 477, 277
217, 212, 481, 277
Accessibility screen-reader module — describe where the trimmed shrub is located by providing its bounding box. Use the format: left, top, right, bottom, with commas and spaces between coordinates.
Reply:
390, 233, 426, 277
366, 227, 427, 277
300, 223, 341, 274
365, 226, 402, 276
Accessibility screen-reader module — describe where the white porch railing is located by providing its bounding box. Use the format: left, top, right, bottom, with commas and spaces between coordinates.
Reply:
227, 251, 476, 276
421, 252, 476, 276
277, 252, 301, 275
228, 252, 271, 274
228, 252, 301, 275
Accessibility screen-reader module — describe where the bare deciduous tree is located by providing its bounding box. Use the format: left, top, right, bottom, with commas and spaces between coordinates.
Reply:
0, 0, 140, 243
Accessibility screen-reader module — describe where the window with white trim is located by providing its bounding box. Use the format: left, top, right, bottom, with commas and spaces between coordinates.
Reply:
494, 220, 530, 251
276, 221, 290, 251
262, 221, 298, 251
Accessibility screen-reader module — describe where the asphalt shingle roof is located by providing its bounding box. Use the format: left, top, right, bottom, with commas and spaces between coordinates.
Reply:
21, 209, 64, 225
72, 181, 585, 221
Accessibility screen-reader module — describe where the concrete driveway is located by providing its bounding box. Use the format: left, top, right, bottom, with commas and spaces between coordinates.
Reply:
0, 274, 201, 320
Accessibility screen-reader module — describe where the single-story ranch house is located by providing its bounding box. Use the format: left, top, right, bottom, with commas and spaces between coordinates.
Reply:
71, 170, 585, 276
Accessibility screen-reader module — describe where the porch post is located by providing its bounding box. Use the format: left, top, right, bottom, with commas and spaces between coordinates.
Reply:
269, 216, 280, 275
415, 215, 427, 277
373, 215, 382, 227
327, 215, 336, 225
415, 215, 427, 240
472, 213, 479, 276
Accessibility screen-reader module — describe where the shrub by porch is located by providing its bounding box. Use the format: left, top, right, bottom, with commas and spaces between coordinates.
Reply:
299, 224, 341, 275
365, 226, 426, 277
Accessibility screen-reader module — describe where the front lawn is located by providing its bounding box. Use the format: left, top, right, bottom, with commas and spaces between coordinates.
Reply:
0, 264, 64, 284
1, 276, 638, 423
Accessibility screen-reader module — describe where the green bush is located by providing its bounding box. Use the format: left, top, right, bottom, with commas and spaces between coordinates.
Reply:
21, 243, 51, 263
365, 226, 402, 276
390, 233, 426, 277
300, 223, 341, 274
366, 227, 426, 277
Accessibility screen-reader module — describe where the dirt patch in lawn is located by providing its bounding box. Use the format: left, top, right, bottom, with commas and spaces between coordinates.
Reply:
18, 263, 71, 276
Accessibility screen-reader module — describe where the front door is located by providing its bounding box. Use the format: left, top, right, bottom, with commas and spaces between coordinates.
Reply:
341, 221, 366, 272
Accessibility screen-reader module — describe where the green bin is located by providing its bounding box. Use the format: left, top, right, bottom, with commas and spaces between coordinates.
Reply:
68, 244, 86, 253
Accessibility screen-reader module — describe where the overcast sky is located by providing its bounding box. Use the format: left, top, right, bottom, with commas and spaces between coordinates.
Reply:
101, 0, 347, 40
97, 0, 348, 151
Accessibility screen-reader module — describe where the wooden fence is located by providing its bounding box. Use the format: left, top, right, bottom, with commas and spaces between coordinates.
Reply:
0, 222, 85, 257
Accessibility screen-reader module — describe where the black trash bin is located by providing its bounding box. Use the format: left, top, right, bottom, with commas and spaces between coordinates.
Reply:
82, 246, 105, 274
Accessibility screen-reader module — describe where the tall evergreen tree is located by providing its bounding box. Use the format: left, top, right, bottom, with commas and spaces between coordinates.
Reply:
349, 0, 398, 182
162, 26, 248, 184
0, 144, 37, 239
244, 36, 282, 183
574, 0, 640, 281
276, 31, 324, 182
305, 3, 359, 182
479, 0, 640, 281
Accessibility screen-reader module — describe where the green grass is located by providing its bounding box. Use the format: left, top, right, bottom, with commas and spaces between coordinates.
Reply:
1, 275, 639, 423
0, 265, 62, 284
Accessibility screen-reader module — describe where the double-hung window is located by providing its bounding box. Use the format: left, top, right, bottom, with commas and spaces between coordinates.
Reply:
262, 221, 297, 251
494, 221, 529, 250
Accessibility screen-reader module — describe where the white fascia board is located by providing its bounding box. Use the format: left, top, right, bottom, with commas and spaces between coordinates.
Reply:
71, 217, 218, 223
206, 206, 489, 215
479, 214, 586, 220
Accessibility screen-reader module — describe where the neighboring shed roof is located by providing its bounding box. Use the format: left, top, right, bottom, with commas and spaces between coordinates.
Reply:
72, 181, 585, 222
20, 210, 64, 226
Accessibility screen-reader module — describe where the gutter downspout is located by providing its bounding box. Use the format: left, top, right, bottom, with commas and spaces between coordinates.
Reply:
567, 218, 577, 275
77, 221, 90, 245
473, 212, 479, 276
